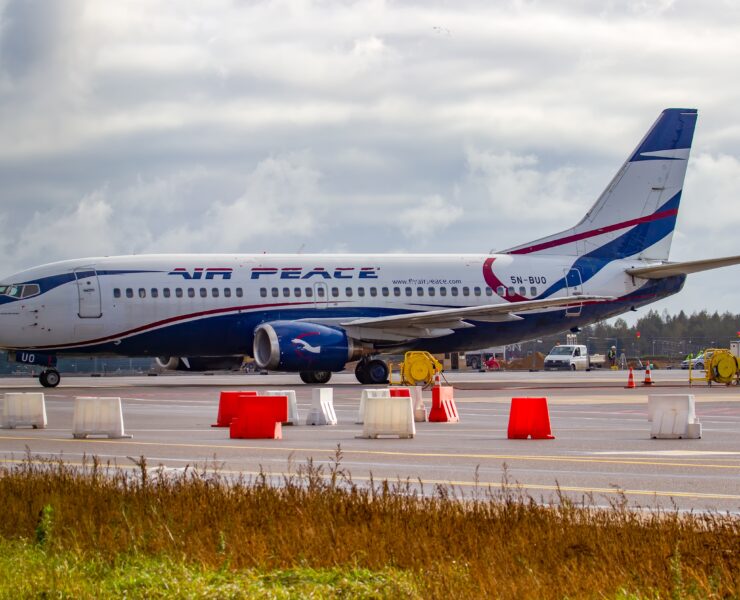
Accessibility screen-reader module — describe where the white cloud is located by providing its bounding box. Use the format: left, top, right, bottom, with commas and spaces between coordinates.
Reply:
0, 0, 740, 317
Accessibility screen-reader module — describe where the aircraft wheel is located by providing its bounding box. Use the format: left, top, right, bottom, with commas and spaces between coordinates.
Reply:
40, 369, 60, 388
355, 361, 370, 384
299, 371, 317, 384
312, 371, 332, 384
365, 359, 389, 384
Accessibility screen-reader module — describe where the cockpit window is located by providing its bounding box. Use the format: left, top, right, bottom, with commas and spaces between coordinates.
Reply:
21, 284, 40, 298
1, 284, 39, 299
6, 285, 24, 298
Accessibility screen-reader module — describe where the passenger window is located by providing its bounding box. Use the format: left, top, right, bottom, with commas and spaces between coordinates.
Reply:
282, 287, 289, 297
574, 348, 581, 357
260, 288, 267, 298
236, 288, 243, 298
530, 286, 537, 296
428, 287, 435, 296
138, 288, 146, 298
316, 287, 325, 298
405, 287, 412, 297
294, 287, 302, 298
417, 286, 424, 296
271, 288, 279, 298
440, 287, 447, 297
507, 286, 515, 296
212, 288, 219, 298
346, 287, 353, 297
358, 287, 365, 297
188, 288, 195, 298
224, 288, 231, 298
200, 288, 207, 298
151, 288, 158, 298
305, 287, 313, 298
370, 287, 377, 297
382, 287, 389, 297
331, 287, 339, 297
451, 287, 458, 297
474, 287, 481, 297
393, 287, 401, 297
497, 286, 506, 296
485, 287, 493, 296
163, 288, 171, 298
463, 287, 470, 296
113, 288, 121, 299
519, 286, 526, 296
175, 288, 183, 298
126, 288, 134, 298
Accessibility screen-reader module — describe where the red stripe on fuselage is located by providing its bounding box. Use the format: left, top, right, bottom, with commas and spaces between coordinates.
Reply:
31, 301, 318, 351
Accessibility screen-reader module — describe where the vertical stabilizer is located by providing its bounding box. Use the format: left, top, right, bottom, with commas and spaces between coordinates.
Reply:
503, 108, 697, 261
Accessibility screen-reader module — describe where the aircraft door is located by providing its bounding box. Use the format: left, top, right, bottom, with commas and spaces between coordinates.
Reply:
313, 282, 329, 309
563, 268, 583, 317
74, 268, 102, 318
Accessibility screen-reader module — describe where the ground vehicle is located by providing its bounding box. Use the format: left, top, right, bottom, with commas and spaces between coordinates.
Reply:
544, 344, 590, 371
681, 352, 705, 369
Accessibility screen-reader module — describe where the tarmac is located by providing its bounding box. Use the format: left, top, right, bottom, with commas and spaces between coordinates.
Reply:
0, 369, 738, 513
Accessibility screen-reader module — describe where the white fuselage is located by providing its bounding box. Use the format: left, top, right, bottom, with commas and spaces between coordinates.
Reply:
0, 253, 675, 358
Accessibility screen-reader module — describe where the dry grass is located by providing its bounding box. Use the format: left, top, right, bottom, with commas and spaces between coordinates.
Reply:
0, 449, 738, 599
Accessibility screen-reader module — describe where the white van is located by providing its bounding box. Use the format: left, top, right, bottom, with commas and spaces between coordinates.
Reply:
544, 344, 590, 371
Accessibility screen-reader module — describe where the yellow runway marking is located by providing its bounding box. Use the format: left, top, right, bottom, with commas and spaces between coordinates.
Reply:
1, 434, 740, 470
1, 457, 738, 501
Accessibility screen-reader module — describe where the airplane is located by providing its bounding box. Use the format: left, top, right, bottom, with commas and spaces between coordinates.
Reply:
1, 108, 739, 388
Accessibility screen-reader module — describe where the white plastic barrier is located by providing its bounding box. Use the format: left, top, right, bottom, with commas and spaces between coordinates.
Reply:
356, 389, 391, 424
1, 393, 47, 429
648, 394, 702, 439
397, 387, 427, 422
72, 397, 133, 439
264, 390, 300, 425
306, 388, 337, 426
359, 396, 415, 439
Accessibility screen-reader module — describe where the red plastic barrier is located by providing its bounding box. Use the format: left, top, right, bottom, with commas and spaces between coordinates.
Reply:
212, 391, 259, 427
230, 395, 289, 440
389, 388, 411, 397
429, 386, 459, 423
507, 397, 554, 439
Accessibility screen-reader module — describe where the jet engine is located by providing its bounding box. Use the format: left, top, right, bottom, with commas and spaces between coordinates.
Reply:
253, 321, 364, 372
155, 356, 244, 371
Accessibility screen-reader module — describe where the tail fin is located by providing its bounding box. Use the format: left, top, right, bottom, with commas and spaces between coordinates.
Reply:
503, 108, 698, 261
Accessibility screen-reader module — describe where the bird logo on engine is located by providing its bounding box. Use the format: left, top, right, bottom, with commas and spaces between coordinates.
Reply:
291, 337, 321, 355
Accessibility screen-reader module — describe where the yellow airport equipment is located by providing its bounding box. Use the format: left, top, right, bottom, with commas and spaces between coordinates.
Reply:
389, 351, 443, 386
689, 349, 740, 386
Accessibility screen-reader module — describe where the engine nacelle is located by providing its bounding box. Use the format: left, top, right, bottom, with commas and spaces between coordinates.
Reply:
155, 356, 243, 371
253, 321, 362, 372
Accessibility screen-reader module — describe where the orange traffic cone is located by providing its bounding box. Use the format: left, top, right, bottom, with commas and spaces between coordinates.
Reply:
643, 365, 653, 385
625, 367, 636, 389
433, 371, 442, 387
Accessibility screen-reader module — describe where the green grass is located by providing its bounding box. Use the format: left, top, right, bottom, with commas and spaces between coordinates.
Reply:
0, 451, 738, 599
0, 538, 419, 599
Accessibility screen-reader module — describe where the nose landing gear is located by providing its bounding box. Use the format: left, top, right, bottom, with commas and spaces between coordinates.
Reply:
39, 369, 60, 388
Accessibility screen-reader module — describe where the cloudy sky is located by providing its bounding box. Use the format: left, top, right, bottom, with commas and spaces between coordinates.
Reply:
1, 0, 739, 323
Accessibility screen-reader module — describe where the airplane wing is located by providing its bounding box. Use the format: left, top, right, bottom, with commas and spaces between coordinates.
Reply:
626, 255, 740, 279
340, 294, 612, 341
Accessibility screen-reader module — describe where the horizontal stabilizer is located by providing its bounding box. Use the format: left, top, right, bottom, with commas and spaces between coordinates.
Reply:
626, 255, 740, 279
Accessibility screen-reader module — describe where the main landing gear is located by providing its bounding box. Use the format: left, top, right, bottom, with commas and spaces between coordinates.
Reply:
39, 369, 61, 388
355, 358, 389, 385
299, 371, 332, 384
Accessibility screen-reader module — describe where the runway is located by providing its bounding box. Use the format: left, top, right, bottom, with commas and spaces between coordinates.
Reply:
1, 370, 739, 513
